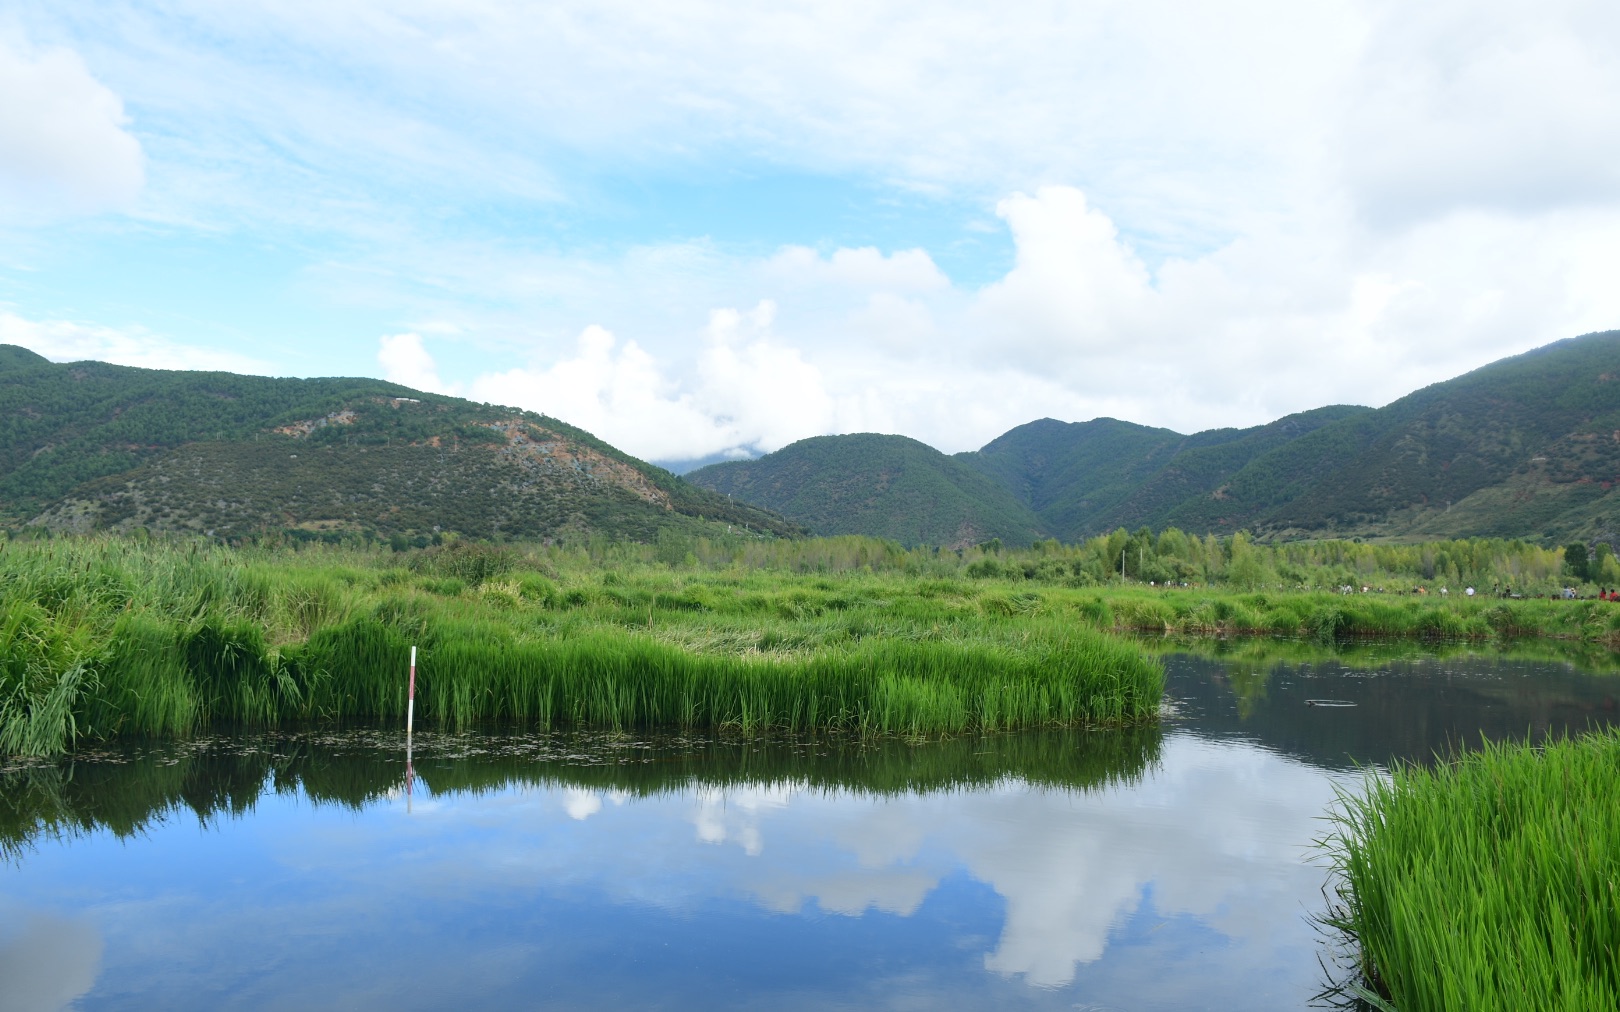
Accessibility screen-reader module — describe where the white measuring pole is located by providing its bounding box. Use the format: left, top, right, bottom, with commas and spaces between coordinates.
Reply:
407, 646, 417, 739
406, 646, 417, 812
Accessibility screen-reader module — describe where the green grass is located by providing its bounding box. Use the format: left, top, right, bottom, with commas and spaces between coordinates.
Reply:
0, 538, 1164, 755
1324, 729, 1620, 1011
1098, 587, 1620, 645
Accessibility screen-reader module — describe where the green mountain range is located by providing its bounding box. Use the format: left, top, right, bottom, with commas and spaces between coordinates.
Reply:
0, 345, 800, 543
688, 330, 1620, 546
679, 433, 1045, 548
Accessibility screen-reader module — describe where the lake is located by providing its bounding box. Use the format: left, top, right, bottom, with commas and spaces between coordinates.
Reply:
4, 646, 1618, 1010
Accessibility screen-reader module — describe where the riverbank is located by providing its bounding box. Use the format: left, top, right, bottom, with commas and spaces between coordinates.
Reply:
1101, 587, 1620, 644
1325, 728, 1620, 1011
0, 538, 1163, 756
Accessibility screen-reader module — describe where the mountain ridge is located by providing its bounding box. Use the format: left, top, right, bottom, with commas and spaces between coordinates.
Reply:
690, 330, 1620, 546
0, 346, 803, 543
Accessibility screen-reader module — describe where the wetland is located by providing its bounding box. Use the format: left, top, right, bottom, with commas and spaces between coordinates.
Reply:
5, 644, 1617, 1010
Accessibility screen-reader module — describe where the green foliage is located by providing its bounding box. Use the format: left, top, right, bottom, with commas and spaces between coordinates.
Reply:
956, 406, 1370, 541
1564, 542, 1590, 582
0, 346, 801, 543
687, 433, 1046, 548
706, 331, 1620, 546
1325, 729, 1620, 1011
0, 537, 1166, 756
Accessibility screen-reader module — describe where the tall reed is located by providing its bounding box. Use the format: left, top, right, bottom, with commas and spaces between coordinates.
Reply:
0, 538, 1163, 755
1324, 729, 1620, 1011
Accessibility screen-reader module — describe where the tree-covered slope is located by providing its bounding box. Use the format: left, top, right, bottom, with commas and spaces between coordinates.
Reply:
1256, 331, 1620, 537
696, 332, 1620, 546
955, 407, 1370, 540
685, 433, 1047, 547
0, 346, 800, 542
955, 418, 1186, 538
946, 332, 1620, 543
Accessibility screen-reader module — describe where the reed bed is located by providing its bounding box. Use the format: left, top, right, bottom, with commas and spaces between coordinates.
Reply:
1102, 588, 1620, 645
1324, 729, 1620, 1011
0, 538, 1163, 755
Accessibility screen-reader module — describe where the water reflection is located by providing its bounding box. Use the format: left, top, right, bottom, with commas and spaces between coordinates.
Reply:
0, 908, 103, 1012
1162, 649, 1620, 769
2, 651, 1618, 1010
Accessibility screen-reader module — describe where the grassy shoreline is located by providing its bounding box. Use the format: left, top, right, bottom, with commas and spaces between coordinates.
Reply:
9, 531, 1620, 758
1099, 587, 1620, 645
1325, 729, 1620, 1011
0, 538, 1164, 756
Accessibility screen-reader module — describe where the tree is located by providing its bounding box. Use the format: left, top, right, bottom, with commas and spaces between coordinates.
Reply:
1563, 542, 1590, 583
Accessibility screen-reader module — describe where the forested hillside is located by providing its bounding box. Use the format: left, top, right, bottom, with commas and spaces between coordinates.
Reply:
0, 346, 801, 542
1255, 332, 1620, 540
12, 330, 1620, 548
692, 330, 1620, 546
955, 406, 1368, 539
685, 433, 1047, 547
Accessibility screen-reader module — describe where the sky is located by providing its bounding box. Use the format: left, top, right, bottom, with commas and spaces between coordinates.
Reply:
3, 1, 1620, 466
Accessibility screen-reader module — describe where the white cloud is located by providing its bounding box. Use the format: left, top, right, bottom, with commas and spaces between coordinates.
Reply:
452, 304, 844, 461
394, 181, 1620, 459
377, 331, 454, 394
1344, 0, 1620, 226
762, 246, 949, 294
970, 187, 1154, 362
8, 1, 1620, 459
0, 310, 272, 374
0, 35, 144, 218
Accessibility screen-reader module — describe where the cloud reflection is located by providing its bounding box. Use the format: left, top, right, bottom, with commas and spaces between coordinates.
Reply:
0, 908, 104, 1012
389, 732, 1346, 991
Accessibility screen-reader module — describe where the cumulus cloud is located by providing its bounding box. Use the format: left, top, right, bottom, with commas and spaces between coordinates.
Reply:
415, 181, 1620, 459
11, 2, 1620, 459
0, 310, 272, 374
444, 303, 847, 461
971, 187, 1154, 362
0, 36, 144, 218
377, 332, 454, 394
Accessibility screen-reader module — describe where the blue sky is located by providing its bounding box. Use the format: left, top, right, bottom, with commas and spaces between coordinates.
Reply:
4, 1, 1620, 463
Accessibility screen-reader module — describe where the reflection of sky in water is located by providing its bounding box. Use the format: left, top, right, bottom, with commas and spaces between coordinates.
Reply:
0, 732, 1353, 1011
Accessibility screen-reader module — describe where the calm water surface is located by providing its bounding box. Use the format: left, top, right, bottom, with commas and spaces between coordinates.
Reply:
4, 648, 1618, 1010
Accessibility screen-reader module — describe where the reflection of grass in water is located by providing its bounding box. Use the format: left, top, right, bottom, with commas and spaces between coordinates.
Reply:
1133, 632, 1620, 675
1224, 665, 1271, 720
1324, 728, 1620, 1011
0, 725, 1161, 858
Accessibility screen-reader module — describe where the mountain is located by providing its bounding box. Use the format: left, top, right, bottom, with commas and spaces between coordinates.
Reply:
955, 405, 1370, 540
684, 433, 1047, 548
0, 346, 801, 543
1251, 330, 1620, 542
689, 330, 1620, 546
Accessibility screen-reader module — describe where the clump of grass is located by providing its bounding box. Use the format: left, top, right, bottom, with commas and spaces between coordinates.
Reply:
1324, 729, 1620, 1011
